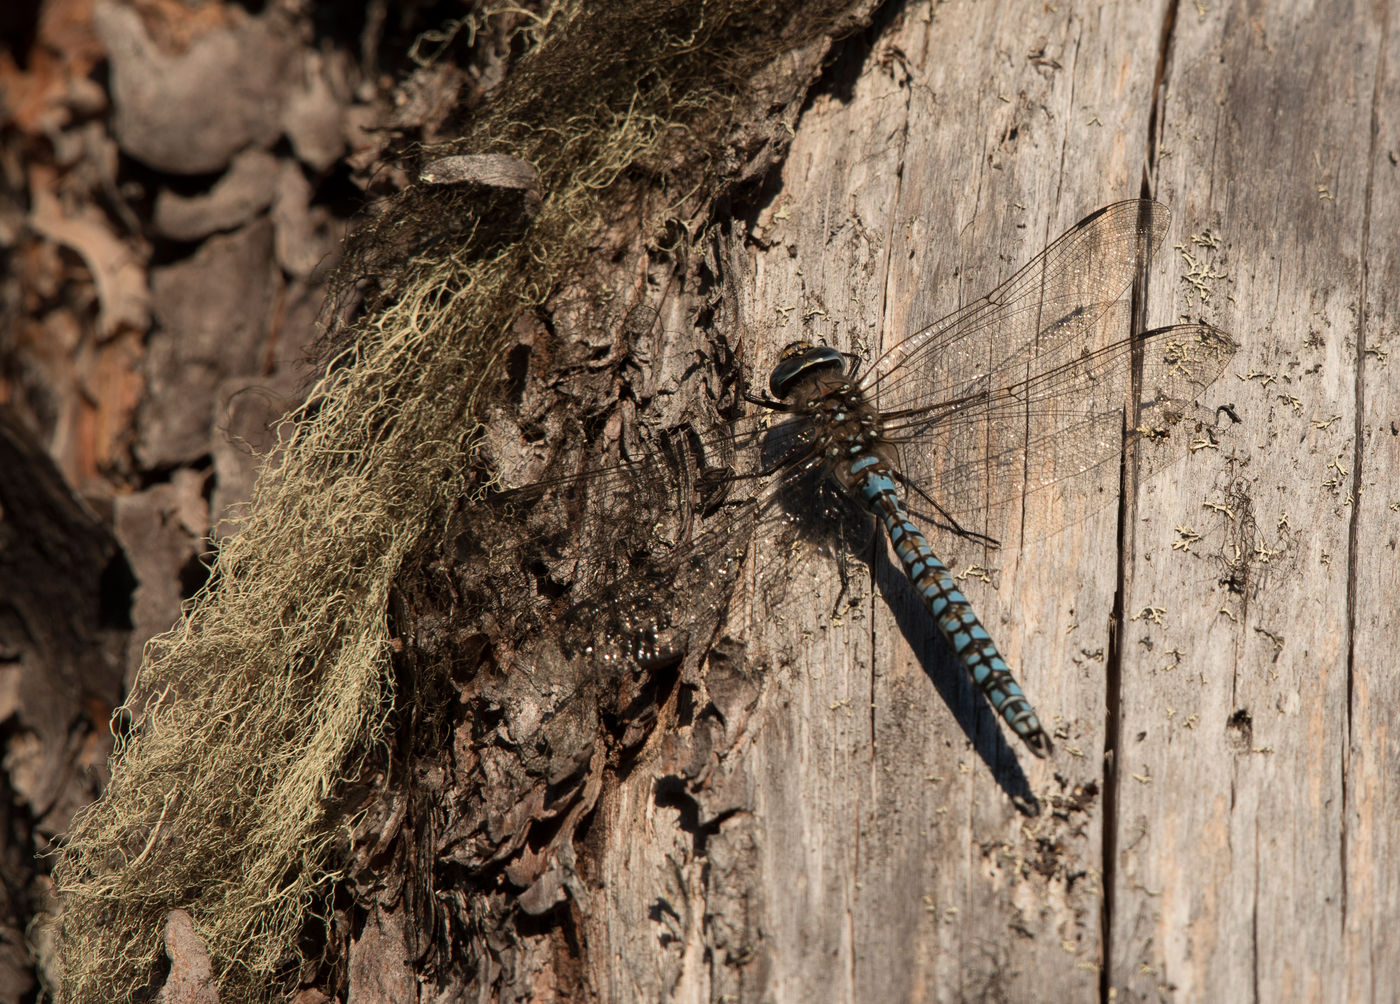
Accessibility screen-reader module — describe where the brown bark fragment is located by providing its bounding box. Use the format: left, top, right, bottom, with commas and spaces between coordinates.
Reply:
156, 909, 219, 1004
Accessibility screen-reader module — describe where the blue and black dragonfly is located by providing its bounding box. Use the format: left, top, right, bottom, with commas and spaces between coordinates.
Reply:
491, 199, 1237, 760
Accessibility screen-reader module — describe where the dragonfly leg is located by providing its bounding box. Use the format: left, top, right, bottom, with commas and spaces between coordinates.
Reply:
825, 497, 877, 620
896, 470, 1001, 548
743, 389, 790, 411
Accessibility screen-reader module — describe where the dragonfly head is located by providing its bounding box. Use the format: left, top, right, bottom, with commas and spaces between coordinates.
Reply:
769, 341, 846, 399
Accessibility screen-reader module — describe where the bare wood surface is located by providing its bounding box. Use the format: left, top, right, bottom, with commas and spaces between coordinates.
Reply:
577, 1, 1397, 1001
1122, 4, 1398, 1001
1348, 9, 1400, 999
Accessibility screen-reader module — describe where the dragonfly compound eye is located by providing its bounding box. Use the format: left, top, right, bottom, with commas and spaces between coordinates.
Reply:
768, 344, 845, 399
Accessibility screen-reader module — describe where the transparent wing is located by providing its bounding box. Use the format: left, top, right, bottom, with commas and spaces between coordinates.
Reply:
861, 200, 1171, 415
488, 411, 814, 573
887, 322, 1239, 534
481, 409, 823, 668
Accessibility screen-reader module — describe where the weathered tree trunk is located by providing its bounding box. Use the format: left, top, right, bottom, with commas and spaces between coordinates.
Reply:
462, 2, 1398, 1001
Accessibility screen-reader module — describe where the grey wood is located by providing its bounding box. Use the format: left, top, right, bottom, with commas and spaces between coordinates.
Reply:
577, 1, 1398, 1001
1116, 2, 1398, 1001
1348, 8, 1400, 1000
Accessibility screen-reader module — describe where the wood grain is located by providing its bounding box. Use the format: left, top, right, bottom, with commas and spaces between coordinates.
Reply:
1349, 8, 1400, 1000
1124, 3, 1397, 1001
578, 0, 1399, 1001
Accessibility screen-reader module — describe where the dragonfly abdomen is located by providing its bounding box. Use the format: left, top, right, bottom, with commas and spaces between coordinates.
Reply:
847, 453, 1053, 759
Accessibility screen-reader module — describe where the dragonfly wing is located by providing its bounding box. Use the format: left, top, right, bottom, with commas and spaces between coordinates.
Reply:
481, 408, 823, 673
862, 200, 1171, 416
490, 409, 794, 549
887, 324, 1238, 537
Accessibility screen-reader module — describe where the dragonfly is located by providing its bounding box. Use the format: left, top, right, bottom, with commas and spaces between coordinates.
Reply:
489, 199, 1237, 761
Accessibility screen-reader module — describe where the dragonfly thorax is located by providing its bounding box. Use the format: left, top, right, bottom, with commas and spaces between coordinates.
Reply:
766, 343, 888, 471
